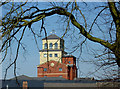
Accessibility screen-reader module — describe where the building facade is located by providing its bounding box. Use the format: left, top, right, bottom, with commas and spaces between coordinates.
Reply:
37, 34, 77, 80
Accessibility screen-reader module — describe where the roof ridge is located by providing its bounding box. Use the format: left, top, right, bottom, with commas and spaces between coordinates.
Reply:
42, 34, 62, 40
9, 75, 33, 80
37, 60, 66, 67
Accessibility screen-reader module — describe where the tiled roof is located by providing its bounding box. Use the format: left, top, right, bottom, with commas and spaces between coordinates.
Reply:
42, 34, 61, 40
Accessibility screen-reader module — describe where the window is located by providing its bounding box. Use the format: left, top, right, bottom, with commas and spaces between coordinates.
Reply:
44, 68, 47, 71
59, 68, 62, 71
49, 54, 52, 57
55, 54, 58, 57
44, 54, 47, 57
68, 61, 71, 63
44, 43, 47, 49
55, 43, 58, 49
49, 43, 53, 49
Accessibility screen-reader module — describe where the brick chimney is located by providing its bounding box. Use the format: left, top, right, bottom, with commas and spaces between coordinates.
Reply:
23, 81, 28, 89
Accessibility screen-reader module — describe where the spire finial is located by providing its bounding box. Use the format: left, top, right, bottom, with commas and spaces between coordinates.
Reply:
50, 30, 56, 34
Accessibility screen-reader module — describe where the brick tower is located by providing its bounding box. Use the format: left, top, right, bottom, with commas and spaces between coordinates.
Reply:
37, 34, 77, 80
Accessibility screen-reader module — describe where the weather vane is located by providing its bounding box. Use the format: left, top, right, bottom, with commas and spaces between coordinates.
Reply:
50, 30, 56, 34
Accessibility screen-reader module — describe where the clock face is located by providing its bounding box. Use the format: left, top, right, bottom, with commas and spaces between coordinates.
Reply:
50, 63, 54, 67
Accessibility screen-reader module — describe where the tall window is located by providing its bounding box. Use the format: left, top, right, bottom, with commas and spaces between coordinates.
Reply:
55, 54, 58, 57
49, 43, 53, 49
44, 54, 47, 57
55, 43, 58, 49
44, 43, 47, 49
49, 54, 52, 57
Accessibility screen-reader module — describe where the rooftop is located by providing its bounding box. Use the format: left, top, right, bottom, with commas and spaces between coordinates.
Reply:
62, 54, 76, 58
39, 49, 63, 52
42, 34, 62, 40
2, 75, 119, 88
9, 75, 67, 81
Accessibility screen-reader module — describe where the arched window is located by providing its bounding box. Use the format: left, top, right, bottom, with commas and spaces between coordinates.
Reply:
49, 43, 53, 49
55, 43, 58, 49
44, 54, 47, 57
44, 43, 47, 49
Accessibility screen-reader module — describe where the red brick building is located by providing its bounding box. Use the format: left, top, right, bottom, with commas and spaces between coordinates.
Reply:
37, 34, 77, 80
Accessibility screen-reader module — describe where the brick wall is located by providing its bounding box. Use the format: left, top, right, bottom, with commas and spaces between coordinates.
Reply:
37, 57, 77, 80
37, 60, 68, 79
62, 57, 76, 65
62, 56, 77, 80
